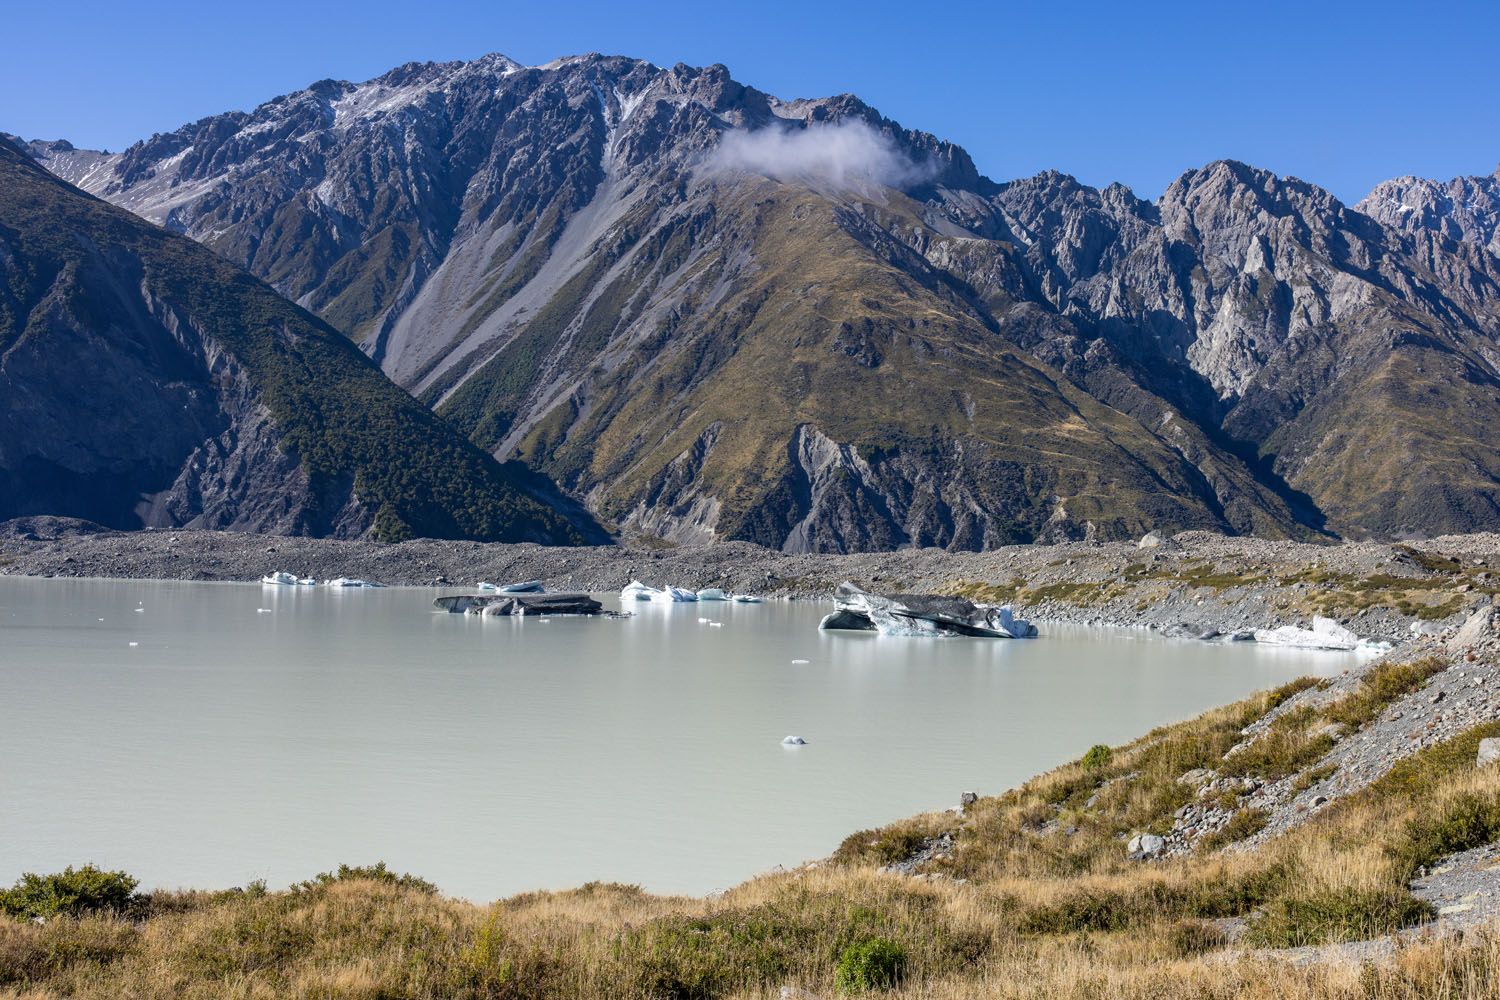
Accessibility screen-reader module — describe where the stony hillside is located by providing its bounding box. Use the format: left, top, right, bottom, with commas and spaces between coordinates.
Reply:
20, 54, 1500, 548
0, 139, 592, 543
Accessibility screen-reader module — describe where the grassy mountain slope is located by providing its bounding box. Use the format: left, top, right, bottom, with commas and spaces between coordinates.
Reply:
443, 179, 1300, 549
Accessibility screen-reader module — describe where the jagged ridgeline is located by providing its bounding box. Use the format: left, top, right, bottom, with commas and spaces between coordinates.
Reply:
0, 139, 592, 544
22, 56, 1500, 548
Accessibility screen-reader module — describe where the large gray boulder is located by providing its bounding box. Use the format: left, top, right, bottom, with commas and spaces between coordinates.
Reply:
1478, 739, 1500, 768
1128, 833, 1167, 858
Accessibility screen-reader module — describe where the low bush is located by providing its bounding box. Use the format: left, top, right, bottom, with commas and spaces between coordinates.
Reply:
1081, 744, 1113, 772
1325, 657, 1446, 729
1165, 919, 1229, 957
1199, 808, 1270, 852
1391, 790, 1500, 880
291, 862, 437, 895
0, 866, 138, 921
1245, 888, 1432, 947
835, 937, 906, 993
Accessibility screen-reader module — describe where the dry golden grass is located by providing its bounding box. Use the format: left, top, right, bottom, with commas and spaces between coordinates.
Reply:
7, 671, 1500, 998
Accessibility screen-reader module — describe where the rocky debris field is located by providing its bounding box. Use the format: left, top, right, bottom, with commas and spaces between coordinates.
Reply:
5, 517, 1500, 642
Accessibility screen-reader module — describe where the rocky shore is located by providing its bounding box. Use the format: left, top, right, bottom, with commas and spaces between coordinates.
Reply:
4, 516, 1497, 642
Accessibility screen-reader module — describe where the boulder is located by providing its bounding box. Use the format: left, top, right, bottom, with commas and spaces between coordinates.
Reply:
1453, 604, 1495, 650
1477, 738, 1500, 768
1138, 531, 1182, 551
1127, 833, 1166, 858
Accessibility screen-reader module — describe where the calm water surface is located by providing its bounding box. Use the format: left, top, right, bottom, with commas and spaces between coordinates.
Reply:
0, 577, 1355, 899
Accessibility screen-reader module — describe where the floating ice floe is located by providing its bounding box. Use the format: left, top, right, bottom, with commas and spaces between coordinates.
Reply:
782, 735, 808, 746
791, 659, 810, 664
434, 593, 610, 617
620, 580, 659, 601
325, 578, 384, 588
697, 588, 730, 601
497, 580, 545, 594
476, 582, 498, 592
649, 585, 699, 604
260, 572, 315, 586
1252, 616, 1390, 653
820, 582, 1037, 638
732, 594, 763, 603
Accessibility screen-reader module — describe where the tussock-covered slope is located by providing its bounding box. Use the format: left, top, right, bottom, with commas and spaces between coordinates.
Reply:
0, 139, 593, 543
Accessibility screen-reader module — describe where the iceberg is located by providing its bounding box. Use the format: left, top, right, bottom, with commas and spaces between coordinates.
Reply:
649, 585, 699, 604
731, 593, 763, 603
261, 571, 313, 586
325, 578, 384, 588
782, 735, 808, 746
497, 580, 545, 594
620, 580, 659, 602
434, 593, 605, 617
476, 582, 498, 592
1253, 616, 1390, 653
819, 582, 1037, 638
696, 588, 730, 601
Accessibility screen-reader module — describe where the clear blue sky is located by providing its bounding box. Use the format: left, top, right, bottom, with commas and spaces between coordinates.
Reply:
6, 0, 1498, 202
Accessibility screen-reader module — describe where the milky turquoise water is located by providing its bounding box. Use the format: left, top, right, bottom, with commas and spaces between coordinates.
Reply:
0, 577, 1355, 900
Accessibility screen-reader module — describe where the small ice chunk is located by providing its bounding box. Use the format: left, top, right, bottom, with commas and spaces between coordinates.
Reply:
256, 608, 272, 614
791, 659, 810, 664
128, 642, 139, 647
782, 735, 808, 745
698, 616, 713, 624
709, 622, 723, 628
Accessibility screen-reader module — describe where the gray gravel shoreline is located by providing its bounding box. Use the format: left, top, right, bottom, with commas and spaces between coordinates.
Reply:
5, 516, 1498, 640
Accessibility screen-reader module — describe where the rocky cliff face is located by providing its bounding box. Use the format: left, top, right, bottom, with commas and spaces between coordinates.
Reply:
1359, 168, 1500, 258
0, 139, 592, 543
20, 54, 1500, 548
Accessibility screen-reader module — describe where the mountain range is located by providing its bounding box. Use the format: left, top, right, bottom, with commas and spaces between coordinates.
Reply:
11, 52, 1500, 550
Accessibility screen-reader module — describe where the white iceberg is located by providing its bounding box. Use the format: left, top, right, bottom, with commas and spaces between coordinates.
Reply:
325, 578, 384, 588
649, 585, 699, 604
260, 571, 312, 586
620, 580, 659, 601
476, 582, 498, 592
1253, 616, 1389, 653
782, 735, 808, 746
498, 580, 545, 594
696, 588, 730, 601
732, 594, 763, 603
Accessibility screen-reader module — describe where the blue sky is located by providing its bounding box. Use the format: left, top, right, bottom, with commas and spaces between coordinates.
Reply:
6, 0, 1498, 201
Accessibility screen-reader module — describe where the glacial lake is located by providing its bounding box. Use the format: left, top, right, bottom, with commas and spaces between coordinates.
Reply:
0, 577, 1357, 900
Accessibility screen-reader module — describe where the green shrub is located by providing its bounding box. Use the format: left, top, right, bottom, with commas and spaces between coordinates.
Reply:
835, 937, 906, 993
0, 866, 138, 921
1199, 808, 1270, 852
291, 862, 436, 895
1325, 657, 1445, 729
1220, 707, 1335, 780
1244, 888, 1432, 947
1391, 791, 1500, 880
1165, 919, 1229, 957
1081, 744, 1113, 773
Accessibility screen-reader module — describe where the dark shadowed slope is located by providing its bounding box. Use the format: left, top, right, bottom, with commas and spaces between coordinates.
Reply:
0, 138, 597, 543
